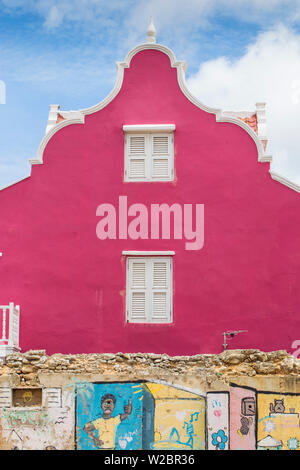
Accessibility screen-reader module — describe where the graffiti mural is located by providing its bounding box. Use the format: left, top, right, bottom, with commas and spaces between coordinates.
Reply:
1, 380, 300, 450
145, 383, 205, 450
76, 382, 143, 450
76, 382, 205, 450
229, 385, 300, 451
257, 393, 300, 451
0, 388, 74, 450
230, 385, 256, 450
206, 392, 229, 450
74, 381, 300, 451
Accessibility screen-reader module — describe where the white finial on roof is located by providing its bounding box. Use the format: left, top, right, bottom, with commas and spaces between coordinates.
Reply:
146, 17, 156, 43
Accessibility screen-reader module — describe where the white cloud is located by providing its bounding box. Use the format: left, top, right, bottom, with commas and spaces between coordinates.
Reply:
44, 5, 64, 29
187, 26, 300, 183
1, 0, 132, 30
2, 0, 300, 32
0, 40, 116, 89
128, 0, 300, 34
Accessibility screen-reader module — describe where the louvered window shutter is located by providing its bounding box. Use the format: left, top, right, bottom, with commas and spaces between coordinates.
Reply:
127, 257, 172, 323
152, 260, 171, 322
125, 131, 174, 182
0, 388, 11, 408
127, 135, 147, 180
43, 388, 62, 408
128, 260, 147, 322
151, 134, 172, 180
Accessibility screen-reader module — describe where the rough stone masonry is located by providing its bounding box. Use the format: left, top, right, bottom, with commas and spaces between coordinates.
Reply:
0, 348, 299, 383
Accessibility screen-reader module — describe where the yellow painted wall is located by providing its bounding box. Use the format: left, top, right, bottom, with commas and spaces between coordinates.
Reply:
257, 393, 300, 450
145, 383, 205, 450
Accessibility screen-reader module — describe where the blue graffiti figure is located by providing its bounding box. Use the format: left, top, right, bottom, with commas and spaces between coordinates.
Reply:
84, 394, 132, 449
151, 412, 201, 450
183, 412, 200, 448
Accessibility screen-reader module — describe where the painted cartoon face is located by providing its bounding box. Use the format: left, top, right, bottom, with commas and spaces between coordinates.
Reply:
101, 398, 115, 415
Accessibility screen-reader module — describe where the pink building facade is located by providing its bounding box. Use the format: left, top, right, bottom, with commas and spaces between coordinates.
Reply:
0, 26, 299, 357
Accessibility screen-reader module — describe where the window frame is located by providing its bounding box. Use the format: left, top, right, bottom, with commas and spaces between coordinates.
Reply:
123, 124, 175, 182
0, 387, 63, 409
125, 255, 173, 324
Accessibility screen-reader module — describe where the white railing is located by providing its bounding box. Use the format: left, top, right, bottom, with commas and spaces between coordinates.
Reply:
0, 303, 20, 360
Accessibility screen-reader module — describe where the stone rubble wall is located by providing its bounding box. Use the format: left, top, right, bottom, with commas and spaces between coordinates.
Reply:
1, 349, 299, 387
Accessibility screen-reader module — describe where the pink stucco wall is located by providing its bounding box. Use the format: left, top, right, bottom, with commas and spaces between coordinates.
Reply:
0, 48, 300, 355
230, 385, 256, 450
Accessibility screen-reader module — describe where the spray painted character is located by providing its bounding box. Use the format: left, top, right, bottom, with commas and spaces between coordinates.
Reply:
84, 394, 132, 449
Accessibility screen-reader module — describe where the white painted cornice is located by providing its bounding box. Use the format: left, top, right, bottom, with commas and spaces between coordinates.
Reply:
29, 115, 85, 165
270, 170, 300, 193
0, 175, 31, 191
3, 40, 299, 194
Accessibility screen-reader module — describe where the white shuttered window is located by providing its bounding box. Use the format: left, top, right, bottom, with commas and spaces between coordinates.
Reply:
125, 132, 174, 182
126, 257, 173, 323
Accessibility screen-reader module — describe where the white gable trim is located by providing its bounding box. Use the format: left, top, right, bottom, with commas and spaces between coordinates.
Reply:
1, 41, 295, 194
29, 42, 272, 167
0, 176, 31, 191
29, 115, 84, 165
270, 170, 300, 193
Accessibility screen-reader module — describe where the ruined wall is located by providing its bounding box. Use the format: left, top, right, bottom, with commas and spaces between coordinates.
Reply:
0, 349, 300, 450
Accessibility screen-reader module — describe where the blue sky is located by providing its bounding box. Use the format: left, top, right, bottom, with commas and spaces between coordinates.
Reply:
1, 0, 300, 188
